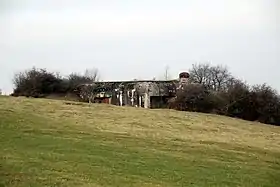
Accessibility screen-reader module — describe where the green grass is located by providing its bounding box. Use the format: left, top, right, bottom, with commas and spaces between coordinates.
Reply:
1, 96, 280, 187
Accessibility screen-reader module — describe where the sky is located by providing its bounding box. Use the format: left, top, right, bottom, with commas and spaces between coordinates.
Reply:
0, 0, 279, 94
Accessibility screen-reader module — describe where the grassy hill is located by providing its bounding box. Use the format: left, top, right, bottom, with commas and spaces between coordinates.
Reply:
1, 96, 280, 187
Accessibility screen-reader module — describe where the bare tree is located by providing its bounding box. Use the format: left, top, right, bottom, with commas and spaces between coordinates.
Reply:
209, 65, 232, 91
189, 63, 212, 85
189, 62, 233, 91
84, 68, 100, 82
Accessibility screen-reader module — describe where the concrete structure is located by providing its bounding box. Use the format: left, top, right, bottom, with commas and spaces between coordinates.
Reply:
76, 72, 189, 109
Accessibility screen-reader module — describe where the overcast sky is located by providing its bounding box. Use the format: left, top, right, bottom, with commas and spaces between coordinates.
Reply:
0, 0, 279, 94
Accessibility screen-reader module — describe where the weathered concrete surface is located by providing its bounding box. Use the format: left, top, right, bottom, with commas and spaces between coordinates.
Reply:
75, 77, 188, 108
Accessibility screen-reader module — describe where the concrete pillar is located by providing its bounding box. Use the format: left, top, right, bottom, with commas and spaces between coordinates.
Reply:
119, 91, 123, 106
131, 89, 135, 106
144, 92, 149, 108
139, 96, 142, 107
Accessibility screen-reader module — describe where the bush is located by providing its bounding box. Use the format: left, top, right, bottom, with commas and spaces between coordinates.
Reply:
13, 67, 62, 97
12, 67, 99, 98
170, 84, 223, 113
170, 79, 280, 126
221, 83, 280, 125
250, 84, 280, 125
219, 80, 253, 119
68, 73, 95, 92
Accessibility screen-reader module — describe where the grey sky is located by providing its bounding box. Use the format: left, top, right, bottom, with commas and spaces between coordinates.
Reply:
0, 0, 279, 94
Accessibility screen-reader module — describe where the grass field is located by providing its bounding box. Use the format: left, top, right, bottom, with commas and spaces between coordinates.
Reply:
1, 96, 280, 187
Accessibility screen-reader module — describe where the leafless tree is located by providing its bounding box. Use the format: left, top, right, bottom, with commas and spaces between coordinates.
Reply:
189, 63, 212, 85
84, 68, 100, 82
69, 68, 100, 103
209, 65, 232, 91
189, 63, 233, 91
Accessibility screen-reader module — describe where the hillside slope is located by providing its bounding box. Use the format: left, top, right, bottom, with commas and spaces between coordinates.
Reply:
1, 96, 280, 187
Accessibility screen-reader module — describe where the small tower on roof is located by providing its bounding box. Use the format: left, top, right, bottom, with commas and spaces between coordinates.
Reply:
179, 72, 190, 84
176, 72, 190, 90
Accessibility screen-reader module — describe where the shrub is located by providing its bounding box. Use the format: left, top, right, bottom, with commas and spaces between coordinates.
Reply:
171, 79, 280, 126
170, 84, 222, 113
13, 67, 61, 97
250, 84, 280, 125
12, 67, 99, 99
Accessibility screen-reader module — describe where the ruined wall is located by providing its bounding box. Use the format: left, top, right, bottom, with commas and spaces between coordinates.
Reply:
75, 80, 179, 108
74, 72, 190, 108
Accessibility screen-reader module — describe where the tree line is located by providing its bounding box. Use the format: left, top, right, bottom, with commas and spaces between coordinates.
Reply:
169, 63, 280, 126
11, 64, 280, 126
11, 67, 99, 99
